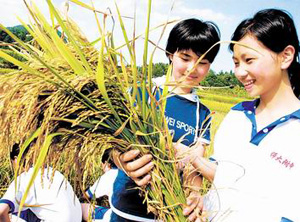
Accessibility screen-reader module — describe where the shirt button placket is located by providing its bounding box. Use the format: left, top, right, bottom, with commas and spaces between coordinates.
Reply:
263, 128, 269, 133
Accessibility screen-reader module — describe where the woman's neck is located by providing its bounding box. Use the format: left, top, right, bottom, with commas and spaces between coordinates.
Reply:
259, 75, 300, 113
256, 80, 300, 131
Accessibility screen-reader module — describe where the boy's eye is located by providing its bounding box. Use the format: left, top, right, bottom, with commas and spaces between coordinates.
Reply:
180, 57, 189, 61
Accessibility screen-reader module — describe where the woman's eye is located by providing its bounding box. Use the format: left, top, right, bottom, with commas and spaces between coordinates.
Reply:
199, 62, 208, 65
245, 58, 253, 63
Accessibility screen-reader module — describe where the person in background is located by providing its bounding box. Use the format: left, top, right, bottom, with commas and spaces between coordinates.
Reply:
0, 144, 82, 222
81, 162, 115, 222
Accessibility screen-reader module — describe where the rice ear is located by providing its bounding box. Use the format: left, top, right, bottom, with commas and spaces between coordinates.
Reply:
0, 1, 191, 220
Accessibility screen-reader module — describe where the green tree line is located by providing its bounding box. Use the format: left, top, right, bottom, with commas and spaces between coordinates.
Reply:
0, 25, 33, 69
1, 25, 241, 88
149, 62, 242, 87
0, 25, 33, 43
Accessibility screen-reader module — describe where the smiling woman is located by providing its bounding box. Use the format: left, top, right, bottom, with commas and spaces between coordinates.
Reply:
232, 35, 285, 99
202, 8, 300, 222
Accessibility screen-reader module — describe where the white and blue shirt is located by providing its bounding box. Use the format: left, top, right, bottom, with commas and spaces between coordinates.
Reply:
151, 75, 211, 145
205, 99, 300, 222
0, 168, 82, 222
152, 87, 211, 146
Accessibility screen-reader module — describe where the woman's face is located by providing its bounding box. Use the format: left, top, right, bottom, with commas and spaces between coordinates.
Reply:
232, 35, 283, 98
170, 49, 211, 93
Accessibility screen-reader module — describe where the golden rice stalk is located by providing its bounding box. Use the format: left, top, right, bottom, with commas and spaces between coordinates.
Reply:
0, 0, 191, 221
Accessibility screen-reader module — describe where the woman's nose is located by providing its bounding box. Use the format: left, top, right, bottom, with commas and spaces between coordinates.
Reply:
235, 65, 248, 78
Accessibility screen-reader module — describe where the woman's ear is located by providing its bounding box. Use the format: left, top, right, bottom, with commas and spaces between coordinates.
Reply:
169, 54, 173, 62
281, 45, 295, 69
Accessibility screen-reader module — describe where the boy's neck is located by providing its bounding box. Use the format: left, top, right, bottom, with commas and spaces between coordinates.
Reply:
171, 86, 193, 94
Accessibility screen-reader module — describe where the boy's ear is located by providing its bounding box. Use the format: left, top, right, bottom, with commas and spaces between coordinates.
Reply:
280, 45, 295, 69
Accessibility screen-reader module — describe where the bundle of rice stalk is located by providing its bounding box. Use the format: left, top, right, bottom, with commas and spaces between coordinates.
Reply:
0, 0, 191, 221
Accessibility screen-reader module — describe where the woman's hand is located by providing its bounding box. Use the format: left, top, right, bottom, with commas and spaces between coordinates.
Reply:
183, 191, 206, 222
113, 149, 154, 186
173, 141, 205, 169
0, 203, 11, 222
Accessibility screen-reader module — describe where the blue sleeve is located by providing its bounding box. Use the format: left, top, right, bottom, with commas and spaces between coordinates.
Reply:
0, 199, 15, 213
199, 105, 211, 143
85, 188, 94, 199
131, 86, 152, 107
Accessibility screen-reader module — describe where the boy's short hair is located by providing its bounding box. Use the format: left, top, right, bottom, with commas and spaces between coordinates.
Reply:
166, 18, 220, 63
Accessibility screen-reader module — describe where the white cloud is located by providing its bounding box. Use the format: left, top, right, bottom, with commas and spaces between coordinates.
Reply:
0, 0, 28, 26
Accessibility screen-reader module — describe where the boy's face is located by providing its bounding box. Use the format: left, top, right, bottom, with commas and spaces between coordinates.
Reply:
170, 49, 210, 92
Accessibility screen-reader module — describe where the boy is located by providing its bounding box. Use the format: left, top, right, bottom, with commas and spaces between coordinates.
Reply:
111, 18, 221, 221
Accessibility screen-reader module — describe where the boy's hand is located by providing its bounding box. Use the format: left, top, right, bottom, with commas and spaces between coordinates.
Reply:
183, 191, 206, 222
113, 150, 154, 186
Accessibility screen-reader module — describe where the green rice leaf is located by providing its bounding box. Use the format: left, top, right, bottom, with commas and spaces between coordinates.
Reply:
17, 132, 64, 216
46, 0, 93, 74
95, 21, 123, 130
14, 128, 42, 188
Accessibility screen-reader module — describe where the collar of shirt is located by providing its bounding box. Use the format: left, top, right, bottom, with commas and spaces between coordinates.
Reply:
232, 99, 300, 145
152, 75, 200, 103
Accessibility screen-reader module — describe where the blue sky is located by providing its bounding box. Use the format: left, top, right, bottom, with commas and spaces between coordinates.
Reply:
1, 0, 299, 72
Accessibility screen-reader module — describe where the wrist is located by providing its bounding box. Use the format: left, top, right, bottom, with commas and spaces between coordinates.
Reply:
0, 200, 14, 214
